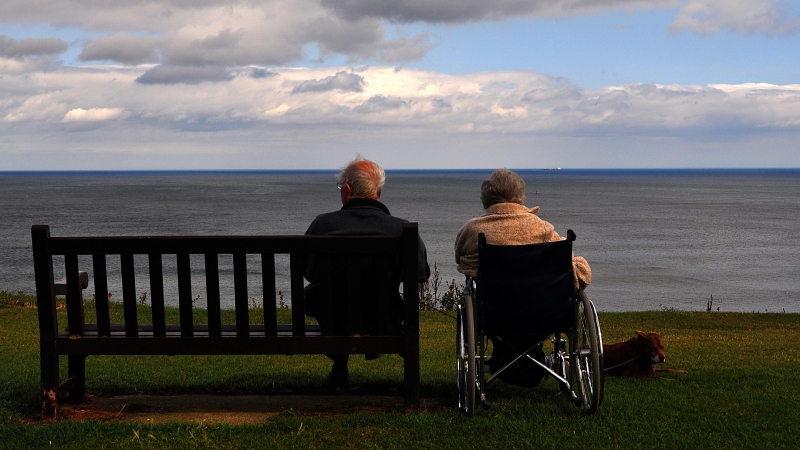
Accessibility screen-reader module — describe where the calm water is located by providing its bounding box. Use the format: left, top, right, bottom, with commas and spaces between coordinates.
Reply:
2, 169, 799, 312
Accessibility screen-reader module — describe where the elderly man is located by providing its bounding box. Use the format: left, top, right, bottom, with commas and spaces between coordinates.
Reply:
454, 168, 591, 387
305, 157, 430, 389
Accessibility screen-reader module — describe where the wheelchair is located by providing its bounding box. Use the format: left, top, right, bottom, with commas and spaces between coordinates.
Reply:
456, 230, 604, 416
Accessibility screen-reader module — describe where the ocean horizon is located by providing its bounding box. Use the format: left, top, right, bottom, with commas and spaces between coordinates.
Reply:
2, 168, 799, 313
3, 168, 799, 174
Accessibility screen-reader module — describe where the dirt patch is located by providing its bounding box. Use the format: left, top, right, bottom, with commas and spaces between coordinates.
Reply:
55, 394, 441, 425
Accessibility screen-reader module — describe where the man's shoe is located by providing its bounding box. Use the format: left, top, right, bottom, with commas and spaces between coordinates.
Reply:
365, 353, 384, 361
326, 370, 350, 390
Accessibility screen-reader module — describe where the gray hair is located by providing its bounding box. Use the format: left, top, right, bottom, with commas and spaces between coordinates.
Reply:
480, 169, 526, 209
337, 156, 385, 199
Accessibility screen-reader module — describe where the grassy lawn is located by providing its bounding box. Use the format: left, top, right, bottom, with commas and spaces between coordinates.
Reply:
1, 292, 799, 449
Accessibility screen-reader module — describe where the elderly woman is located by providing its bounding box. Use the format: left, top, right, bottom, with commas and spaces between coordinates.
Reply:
455, 169, 591, 288
454, 168, 591, 386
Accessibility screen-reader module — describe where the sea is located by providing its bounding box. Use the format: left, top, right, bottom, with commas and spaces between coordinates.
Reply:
2, 169, 799, 313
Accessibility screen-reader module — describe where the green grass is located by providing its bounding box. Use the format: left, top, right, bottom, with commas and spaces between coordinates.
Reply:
1, 292, 799, 449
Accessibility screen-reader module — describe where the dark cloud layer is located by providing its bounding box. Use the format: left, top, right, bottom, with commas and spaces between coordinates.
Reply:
0, 35, 68, 58
79, 33, 160, 65
136, 65, 233, 84
353, 94, 409, 113
291, 71, 365, 94
320, 0, 666, 23
162, 29, 247, 66
250, 68, 277, 79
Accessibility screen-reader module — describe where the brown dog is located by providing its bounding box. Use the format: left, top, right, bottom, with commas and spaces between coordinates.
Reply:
603, 331, 669, 377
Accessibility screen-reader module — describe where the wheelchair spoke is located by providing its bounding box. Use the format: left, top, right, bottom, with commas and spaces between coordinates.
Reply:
456, 295, 477, 416
573, 292, 603, 414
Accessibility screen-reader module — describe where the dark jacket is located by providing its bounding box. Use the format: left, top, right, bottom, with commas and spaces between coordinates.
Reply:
303, 198, 430, 334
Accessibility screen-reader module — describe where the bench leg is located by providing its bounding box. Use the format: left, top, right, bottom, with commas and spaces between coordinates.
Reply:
67, 355, 86, 404
40, 348, 59, 420
403, 352, 420, 410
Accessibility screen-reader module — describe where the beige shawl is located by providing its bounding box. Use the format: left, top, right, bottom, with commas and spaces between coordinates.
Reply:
454, 203, 592, 290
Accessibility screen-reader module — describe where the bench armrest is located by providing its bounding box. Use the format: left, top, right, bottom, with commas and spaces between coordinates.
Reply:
54, 271, 89, 296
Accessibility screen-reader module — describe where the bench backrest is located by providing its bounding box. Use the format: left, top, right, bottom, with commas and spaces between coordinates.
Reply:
32, 224, 420, 341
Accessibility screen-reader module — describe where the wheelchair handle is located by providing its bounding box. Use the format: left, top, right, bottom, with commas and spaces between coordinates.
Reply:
567, 229, 576, 242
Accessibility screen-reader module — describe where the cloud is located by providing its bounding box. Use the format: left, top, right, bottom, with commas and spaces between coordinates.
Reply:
353, 94, 409, 113
309, 17, 432, 62
292, 71, 365, 94
33, 1, 431, 69
0, 57, 57, 74
320, 0, 678, 23
320, 0, 800, 38
2, 64, 800, 169
79, 33, 161, 65
250, 68, 278, 79
670, 0, 800, 35
5, 0, 788, 85
0, 0, 793, 87
62, 107, 124, 122
136, 65, 234, 84
0, 35, 68, 58
429, 98, 452, 114
162, 28, 248, 66
3, 65, 799, 134
521, 79, 580, 103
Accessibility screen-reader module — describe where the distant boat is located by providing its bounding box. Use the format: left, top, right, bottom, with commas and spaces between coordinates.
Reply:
543, 167, 562, 171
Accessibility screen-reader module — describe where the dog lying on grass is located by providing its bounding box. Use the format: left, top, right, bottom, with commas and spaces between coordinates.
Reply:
603, 331, 687, 377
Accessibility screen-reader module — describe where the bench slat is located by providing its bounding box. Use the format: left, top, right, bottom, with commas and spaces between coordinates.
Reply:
56, 334, 405, 356
92, 254, 111, 337
48, 235, 402, 256
290, 253, 305, 336
149, 253, 166, 338
262, 254, 277, 336
346, 256, 361, 333
67, 323, 315, 333
375, 257, 392, 330
65, 254, 85, 336
205, 254, 222, 337
319, 256, 333, 333
177, 253, 193, 337
121, 254, 138, 337
233, 253, 249, 337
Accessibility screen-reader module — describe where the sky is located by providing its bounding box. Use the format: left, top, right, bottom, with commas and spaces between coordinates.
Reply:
1, 0, 799, 170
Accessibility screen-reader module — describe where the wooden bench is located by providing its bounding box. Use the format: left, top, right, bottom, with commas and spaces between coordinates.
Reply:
32, 223, 420, 419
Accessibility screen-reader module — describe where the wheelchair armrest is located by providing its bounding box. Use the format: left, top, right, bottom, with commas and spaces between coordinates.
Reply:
464, 276, 475, 296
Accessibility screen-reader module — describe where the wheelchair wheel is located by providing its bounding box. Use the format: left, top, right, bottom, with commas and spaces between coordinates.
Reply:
456, 294, 476, 416
574, 291, 604, 414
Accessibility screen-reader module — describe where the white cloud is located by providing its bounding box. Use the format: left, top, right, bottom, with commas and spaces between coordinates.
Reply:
2, 64, 799, 135
0, 2, 798, 169
0, 56, 58, 74
62, 107, 124, 122
670, 0, 800, 35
